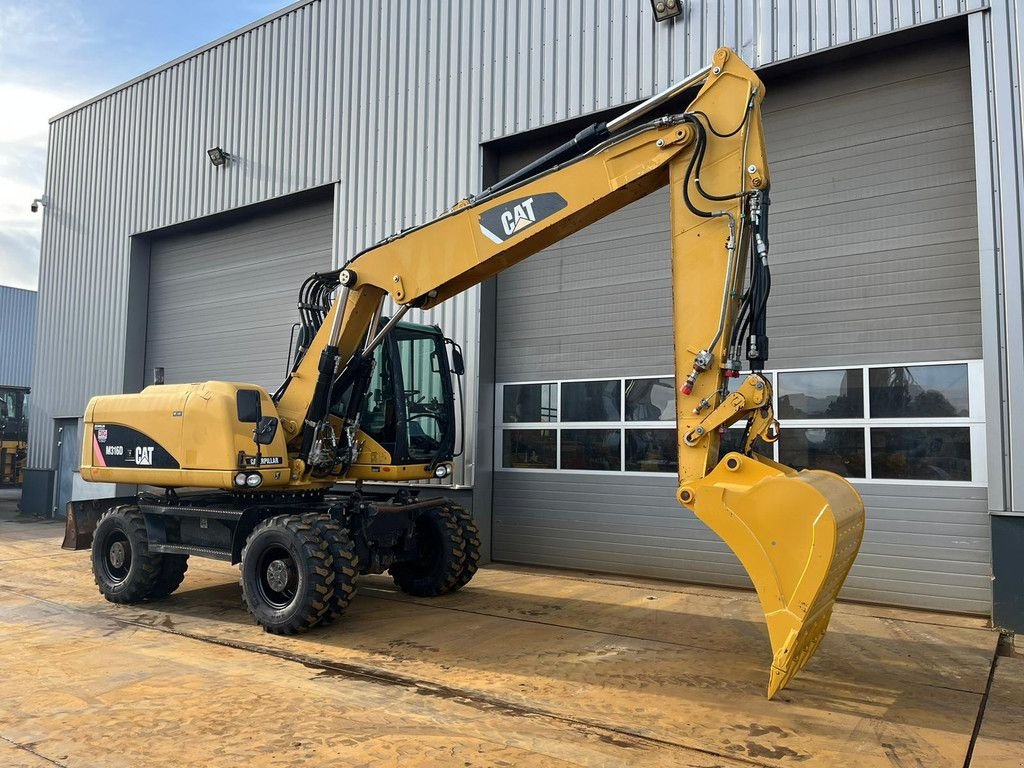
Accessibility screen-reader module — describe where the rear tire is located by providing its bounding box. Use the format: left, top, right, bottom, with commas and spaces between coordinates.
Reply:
240, 515, 334, 634
91, 505, 162, 604
448, 503, 480, 592
390, 504, 465, 597
302, 513, 358, 625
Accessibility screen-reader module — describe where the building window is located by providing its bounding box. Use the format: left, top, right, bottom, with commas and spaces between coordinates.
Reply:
503, 382, 558, 423
778, 369, 863, 418
626, 428, 676, 472
777, 427, 866, 479
561, 380, 621, 421
562, 428, 621, 470
501, 429, 556, 469
870, 427, 971, 481
496, 361, 984, 484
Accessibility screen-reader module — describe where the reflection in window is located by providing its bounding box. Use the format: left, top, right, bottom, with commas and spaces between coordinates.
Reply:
718, 428, 771, 457
561, 380, 621, 422
625, 377, 675, 421
779, 428, 865, 478
871, 427, 971, 481
626, 428, 677, 472
869, 364, 969, 418
502, 429, 556, 469
778, 369, 863, 418
561, 429, 620, 470
503, 383, 557, 423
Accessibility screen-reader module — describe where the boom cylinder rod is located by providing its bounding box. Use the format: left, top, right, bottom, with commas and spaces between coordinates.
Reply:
326, 285, 351, 347
484, 63, 712, 200
606, 64, 713, 134
363, 303, 412, 357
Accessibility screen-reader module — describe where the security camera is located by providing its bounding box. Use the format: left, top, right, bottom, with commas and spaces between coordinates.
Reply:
30, 200, 39, 213
30, 196, 47, 213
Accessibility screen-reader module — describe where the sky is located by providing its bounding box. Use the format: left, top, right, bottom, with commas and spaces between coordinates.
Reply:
0, 0, 287, 290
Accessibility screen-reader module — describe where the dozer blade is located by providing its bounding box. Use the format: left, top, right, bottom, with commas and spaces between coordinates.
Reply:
686, 452, 865, 699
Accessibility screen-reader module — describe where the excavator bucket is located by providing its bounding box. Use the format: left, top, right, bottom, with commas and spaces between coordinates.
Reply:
687, 452, 865, 698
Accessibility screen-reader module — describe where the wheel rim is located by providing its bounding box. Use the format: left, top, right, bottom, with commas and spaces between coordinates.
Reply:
100, 530, 132, 584
255, 544, 298, 609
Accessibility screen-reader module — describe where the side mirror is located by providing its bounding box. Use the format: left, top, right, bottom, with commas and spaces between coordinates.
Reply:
451, 348, 465, 376
254, 416, 279, 445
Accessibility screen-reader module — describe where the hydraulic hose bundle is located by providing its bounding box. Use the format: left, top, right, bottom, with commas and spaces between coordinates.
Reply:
293, 270, 342, 368
730, 190, 771, 373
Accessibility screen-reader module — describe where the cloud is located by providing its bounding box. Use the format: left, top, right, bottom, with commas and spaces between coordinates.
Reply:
0, 0, 291, 290
0, 83, 91, 291
0, 3, 96, 290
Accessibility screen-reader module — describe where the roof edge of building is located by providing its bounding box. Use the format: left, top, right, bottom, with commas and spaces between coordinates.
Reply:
48, 0, 318, 124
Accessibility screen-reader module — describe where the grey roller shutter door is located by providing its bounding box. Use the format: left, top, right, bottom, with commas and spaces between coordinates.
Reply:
145, 198, 333, 391
491, 39, 989, 613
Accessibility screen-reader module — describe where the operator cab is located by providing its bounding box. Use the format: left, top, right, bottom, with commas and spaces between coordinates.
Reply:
0, 387, 28, 444
332, 321, 463, 470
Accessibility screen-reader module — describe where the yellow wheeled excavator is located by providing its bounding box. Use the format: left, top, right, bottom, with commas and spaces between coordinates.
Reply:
64, 48, 865, 699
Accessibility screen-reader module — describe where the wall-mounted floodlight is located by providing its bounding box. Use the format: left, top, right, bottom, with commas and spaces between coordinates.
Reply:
651, 0, 682, 22
207, 146, 230, 167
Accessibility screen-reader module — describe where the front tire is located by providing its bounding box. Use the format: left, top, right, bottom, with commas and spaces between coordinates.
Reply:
240, 515, 334, 634
390, 505, 465, 596
91, 505, 162, 604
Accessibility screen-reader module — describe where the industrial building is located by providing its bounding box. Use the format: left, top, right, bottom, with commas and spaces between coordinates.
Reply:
26, 1, 1024, 630
0, 285, 35, 484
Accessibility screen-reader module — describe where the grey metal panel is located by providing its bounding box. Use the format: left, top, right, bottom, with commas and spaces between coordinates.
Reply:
765, 45, 981, 367
30, 1, 987, 474
492, 472, 991, 614
494, 186, 674, 381
495, 39, 980, 382
145, 199, 333, 391
0, 286, 36, 388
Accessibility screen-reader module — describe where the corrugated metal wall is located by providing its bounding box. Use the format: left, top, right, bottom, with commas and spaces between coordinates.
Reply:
492, 475, 991, 614
494, 40, 980, 377
32, 0, 992, 482
0, 286, 36, 388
